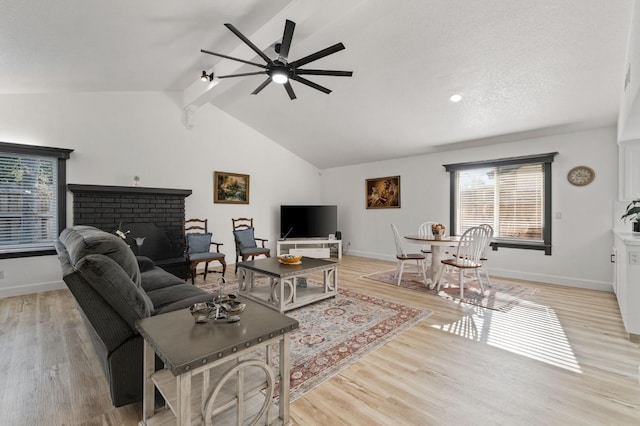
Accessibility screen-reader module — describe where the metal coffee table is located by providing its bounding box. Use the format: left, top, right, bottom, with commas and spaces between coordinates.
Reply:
237, 257, 338, 312
136, 296, 299, 425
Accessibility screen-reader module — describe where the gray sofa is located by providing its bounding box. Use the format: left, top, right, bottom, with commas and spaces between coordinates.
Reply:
55, 225, 214, 407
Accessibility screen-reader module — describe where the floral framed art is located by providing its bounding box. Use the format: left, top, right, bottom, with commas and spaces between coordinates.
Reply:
366, 175, 400, 209
214, 171, 250, 204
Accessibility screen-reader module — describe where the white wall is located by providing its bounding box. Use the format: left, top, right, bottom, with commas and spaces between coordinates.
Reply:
320, 127, 618, 291
618, 0, 640, 142
0, 91, 322, 297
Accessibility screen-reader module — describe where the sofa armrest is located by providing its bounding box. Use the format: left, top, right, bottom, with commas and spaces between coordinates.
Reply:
136, 256, 156, 272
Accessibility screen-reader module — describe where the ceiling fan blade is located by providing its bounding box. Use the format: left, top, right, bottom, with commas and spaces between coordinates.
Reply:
200, 49, 266, 68
296, 69, 353, 77
290, 75, 332, 94
284, 81, 297, 100
224, 23, 273, 64
217, 71, 268, 79
251, 78, 272, 95
278, 20, 296, 60
289, 42, 345, 68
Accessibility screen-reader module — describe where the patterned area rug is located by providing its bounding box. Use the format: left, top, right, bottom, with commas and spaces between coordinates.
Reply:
199, 278, 432, 401
362, 269, 538, 312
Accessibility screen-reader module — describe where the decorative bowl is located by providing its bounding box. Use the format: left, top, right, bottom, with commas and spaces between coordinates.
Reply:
277, 254, 302, 264
220, 300, 246, 314
190, 302, 214, 323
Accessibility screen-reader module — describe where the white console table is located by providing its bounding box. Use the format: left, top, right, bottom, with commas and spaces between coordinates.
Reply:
277, 239, 342, 259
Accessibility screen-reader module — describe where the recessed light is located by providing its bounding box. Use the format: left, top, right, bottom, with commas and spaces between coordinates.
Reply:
449, 94, 462, 103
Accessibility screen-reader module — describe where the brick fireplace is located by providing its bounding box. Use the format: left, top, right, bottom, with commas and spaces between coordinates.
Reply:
67, 184, 192, 277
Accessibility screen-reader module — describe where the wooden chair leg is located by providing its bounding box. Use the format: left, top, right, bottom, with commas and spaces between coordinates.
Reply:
219, 259, 226, 276
203, 262, 209, 281
190, 264, 196, 285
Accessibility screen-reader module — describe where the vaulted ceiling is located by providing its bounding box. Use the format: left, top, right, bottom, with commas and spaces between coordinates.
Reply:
0, 0, 633, 168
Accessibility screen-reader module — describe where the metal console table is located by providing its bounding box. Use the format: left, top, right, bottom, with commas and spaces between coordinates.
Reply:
136, 296, 299, 426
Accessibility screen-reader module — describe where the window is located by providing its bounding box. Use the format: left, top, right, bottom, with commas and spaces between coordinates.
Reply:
444, 152, 557, 255
0, 142, 73, 258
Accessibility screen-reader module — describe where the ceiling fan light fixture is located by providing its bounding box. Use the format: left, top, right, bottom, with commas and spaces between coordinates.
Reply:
270, 68, 289, 84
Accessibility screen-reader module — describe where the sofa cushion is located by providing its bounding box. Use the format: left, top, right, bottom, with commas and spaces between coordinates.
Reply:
140, 266, 186, 292
233, 227, 257, 249
59, 225, 142, 287
146, 284, 213, 315
75, 254, 154, 328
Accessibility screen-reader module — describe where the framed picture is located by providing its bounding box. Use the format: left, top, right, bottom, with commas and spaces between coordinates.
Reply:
214, 171, 250, 204
366, 175, 400, 209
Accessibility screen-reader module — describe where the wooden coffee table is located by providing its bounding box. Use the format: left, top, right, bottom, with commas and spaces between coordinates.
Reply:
237, 257, 338, 312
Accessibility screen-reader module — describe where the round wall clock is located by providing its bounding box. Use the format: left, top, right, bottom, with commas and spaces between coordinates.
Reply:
567, 166, 595, 186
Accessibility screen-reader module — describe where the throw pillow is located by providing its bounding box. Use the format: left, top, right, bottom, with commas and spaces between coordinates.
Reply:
233, 227, 257, 249
187, 233, 212, 254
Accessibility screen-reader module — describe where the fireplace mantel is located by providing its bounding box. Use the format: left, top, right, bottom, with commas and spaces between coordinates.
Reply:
67, 184, 191, 197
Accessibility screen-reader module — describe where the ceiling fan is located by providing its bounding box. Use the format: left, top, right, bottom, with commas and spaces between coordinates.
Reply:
200, 19, 353, 100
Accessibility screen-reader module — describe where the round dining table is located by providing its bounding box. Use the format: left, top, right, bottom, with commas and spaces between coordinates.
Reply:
404, 234, 460, 287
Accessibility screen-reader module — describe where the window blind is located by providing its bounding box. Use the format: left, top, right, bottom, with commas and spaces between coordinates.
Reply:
456, 163, 544, 241
0, 153, 59, 253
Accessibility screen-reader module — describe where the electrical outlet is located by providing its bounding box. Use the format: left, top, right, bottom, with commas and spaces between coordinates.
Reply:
0, 270, 4, 279
630, 251, 640, 265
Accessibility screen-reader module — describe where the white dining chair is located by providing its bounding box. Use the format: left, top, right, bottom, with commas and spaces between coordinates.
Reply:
391, 224, 428, 286
478, 224, 494, 288
417, 221, 437, 269
417, 222, 437, 251
434, 226, 490, 298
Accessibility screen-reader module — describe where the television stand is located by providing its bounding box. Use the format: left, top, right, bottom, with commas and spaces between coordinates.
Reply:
276, 238, 342, 259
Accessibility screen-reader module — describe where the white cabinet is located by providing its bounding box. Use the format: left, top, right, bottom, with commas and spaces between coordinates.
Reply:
613, 231, 640, 342
277, 239, 342, 259
618, 141, 640, 200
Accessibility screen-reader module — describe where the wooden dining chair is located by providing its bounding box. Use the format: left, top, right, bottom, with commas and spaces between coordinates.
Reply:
434, 225, 490, 297
391, 224, 428, 286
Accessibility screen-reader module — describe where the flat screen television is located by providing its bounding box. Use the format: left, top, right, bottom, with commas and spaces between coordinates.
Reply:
280, 205, 337, 239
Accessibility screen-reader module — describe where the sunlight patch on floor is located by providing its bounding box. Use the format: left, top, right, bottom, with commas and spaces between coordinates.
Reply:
432, 299, 582, 373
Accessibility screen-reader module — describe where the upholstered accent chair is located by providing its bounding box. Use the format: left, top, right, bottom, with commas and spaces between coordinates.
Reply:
232, 217, 270, 273
183, 218, 226, 284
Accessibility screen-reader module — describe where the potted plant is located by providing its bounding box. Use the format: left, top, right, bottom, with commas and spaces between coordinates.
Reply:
621, 199, 640, 233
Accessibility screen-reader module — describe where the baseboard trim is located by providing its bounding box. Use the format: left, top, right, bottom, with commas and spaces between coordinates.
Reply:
486, 267, 612, 292
0, 280, 66, 299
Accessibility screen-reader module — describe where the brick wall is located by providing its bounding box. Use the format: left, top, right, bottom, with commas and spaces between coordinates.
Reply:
67, 184, 192, 258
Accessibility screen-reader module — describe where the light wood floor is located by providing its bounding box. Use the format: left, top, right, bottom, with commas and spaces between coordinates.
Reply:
1, 255, 639, 425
